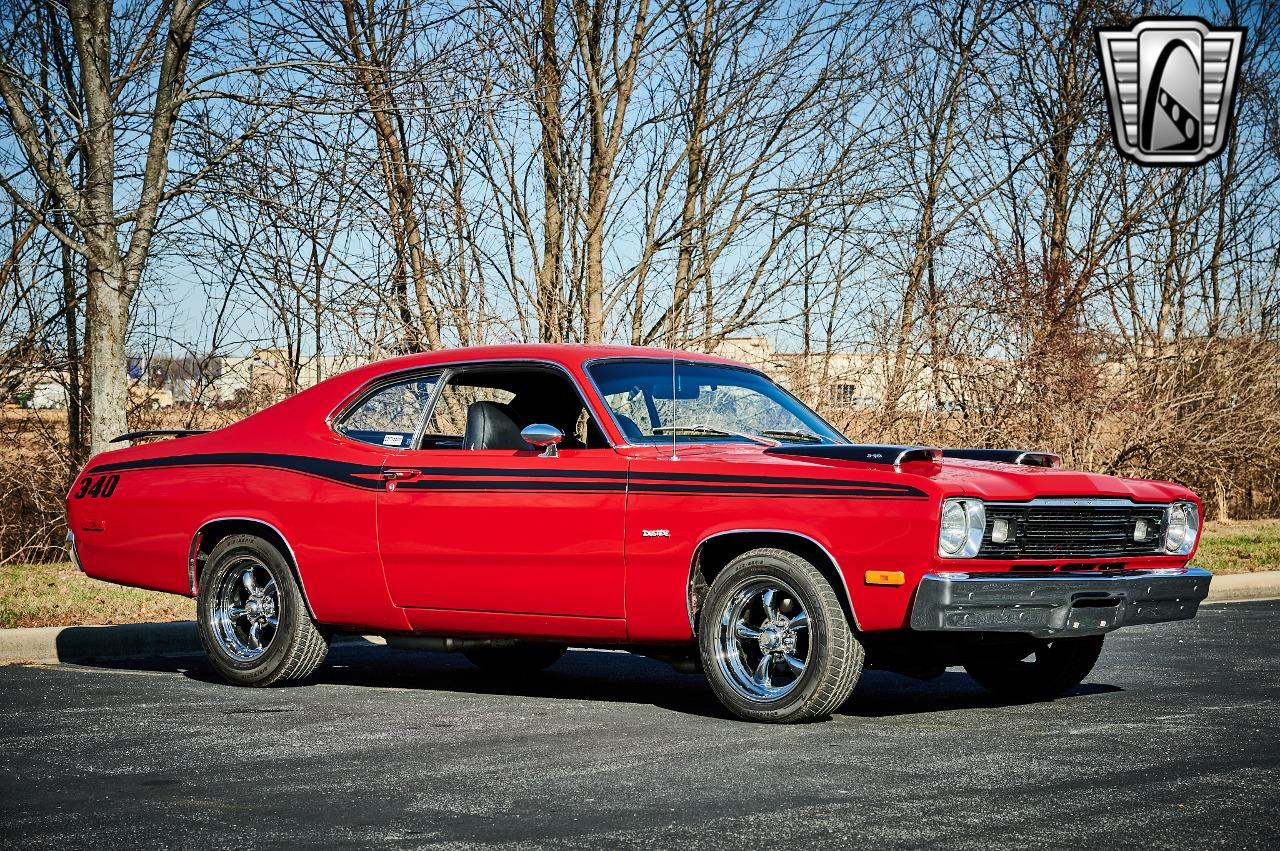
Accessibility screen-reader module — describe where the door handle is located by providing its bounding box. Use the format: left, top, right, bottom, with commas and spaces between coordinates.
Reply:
382, 468, 421, 482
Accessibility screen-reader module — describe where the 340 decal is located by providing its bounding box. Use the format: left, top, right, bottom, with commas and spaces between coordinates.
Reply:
73, 474, 120, 499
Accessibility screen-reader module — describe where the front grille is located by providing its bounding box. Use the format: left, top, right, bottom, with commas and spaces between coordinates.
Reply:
979, 503, 1167, 559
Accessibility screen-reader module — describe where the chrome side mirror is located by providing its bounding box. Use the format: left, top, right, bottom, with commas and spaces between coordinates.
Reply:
521, 423, 563, 458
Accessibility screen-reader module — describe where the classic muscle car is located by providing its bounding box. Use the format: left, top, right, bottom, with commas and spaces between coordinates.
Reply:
66, 344, 1211, 722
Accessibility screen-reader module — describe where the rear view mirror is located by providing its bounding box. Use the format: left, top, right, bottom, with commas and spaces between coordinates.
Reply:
649, 377, 701, 400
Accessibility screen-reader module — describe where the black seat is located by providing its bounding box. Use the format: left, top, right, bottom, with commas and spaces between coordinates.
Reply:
463, 401, 531, 450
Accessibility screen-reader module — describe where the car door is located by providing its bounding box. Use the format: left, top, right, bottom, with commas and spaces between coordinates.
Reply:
375, 363, 627, 620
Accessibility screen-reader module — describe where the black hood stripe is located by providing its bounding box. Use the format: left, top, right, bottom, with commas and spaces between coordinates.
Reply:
89, 452, 928, 499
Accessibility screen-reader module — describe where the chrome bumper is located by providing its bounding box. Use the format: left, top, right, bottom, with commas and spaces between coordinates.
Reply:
909, 567, 1211, 638
65, 531, 83, 572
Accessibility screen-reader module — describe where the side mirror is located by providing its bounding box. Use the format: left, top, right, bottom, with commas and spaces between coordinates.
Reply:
521, 423, 563, 458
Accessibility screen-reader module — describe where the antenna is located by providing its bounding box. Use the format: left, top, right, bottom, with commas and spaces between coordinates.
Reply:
670, 349, 679, 461
669, 286, 678, 461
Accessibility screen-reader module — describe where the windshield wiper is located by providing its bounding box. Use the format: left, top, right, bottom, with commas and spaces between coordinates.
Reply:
759, 429, 827, 444
651, 424, 779, 446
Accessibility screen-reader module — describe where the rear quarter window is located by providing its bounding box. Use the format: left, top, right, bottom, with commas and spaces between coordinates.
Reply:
336, 374, 440, 448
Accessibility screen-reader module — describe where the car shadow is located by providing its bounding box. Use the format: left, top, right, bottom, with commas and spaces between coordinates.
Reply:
66, 638, 1123, 721
845, 670, 1122, 717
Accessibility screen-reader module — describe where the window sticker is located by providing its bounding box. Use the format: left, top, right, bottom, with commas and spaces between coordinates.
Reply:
383, 434, 405, 446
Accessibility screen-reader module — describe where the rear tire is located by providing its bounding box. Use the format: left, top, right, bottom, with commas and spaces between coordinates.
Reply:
964, 635, 1105, 699
197, 534, 329, 686
697, 548, 863, 723
463, 642, 567, 673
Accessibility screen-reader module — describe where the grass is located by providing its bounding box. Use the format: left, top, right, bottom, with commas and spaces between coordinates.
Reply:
1, 519, 1277, 629
1195, 518, 1280, 576
0, 561, 194, 629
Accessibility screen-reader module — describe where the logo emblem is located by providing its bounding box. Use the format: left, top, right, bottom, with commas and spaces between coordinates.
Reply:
641, 529, 670, 538
1095, 17, 1245, 166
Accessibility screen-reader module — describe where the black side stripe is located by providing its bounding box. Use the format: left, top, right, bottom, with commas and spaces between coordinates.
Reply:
393, 480, 921, 499
88, 452, 929, 499
406, 464, 921, 494
89, 452, 384, 489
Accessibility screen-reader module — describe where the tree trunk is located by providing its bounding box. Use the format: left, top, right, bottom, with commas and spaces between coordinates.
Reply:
85, 256, 129, 454
60, 234, 83, 465
536, 0, 565, 342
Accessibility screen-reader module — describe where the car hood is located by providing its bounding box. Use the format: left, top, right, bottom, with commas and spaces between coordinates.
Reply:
621, 443, 1196, 504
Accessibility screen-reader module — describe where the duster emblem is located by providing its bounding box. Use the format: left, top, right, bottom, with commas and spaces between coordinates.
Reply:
1095, 17, 1245, 166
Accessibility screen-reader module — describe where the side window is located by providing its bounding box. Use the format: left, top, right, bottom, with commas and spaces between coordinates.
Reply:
601, 388, 654, 440
336, 374, 439, 448
416, 365, 610, 450
424, 383, 516, 440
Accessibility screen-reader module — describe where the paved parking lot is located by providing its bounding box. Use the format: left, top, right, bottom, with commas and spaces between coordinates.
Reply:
2, 601, 1277, 849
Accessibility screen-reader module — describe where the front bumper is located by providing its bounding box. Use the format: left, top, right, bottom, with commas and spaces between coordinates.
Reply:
909, 567, 1211, 638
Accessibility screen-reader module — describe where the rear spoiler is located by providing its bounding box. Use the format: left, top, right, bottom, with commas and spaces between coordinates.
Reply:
942, 448, 1061, 468
110, 429, 208, 443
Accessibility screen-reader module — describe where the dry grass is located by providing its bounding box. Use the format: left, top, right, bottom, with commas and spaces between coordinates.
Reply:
0, 561, 193, 629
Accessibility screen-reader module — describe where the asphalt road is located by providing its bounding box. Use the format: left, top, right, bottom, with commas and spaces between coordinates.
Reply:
2, 601, 1277, 850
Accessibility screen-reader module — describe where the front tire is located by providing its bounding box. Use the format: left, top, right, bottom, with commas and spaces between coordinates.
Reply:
964, 635, 1105, 699
697, 548, 863, 723
197, 534, 330, 686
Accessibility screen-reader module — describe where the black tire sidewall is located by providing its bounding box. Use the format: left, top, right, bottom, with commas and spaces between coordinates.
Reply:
197, 535, 308, 685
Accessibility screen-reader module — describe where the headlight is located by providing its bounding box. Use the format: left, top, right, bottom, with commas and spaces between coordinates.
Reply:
1163, 501, 1199, 555
938, 498, 985, 558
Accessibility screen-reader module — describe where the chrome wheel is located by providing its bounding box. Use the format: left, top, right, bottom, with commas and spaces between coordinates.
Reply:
714, 579, 812, 701
212, 557, 280, 662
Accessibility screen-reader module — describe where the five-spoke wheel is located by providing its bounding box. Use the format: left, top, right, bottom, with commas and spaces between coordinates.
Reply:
716, 581, 811, 700
212, 558, 280, 661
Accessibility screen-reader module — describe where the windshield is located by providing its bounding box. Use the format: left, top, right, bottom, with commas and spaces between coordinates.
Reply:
587, 360, 847, 446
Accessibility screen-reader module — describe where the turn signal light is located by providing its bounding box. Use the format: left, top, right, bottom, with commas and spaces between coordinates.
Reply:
865, 570, 906, 586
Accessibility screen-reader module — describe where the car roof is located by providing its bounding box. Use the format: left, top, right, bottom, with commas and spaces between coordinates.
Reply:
338, 343, 747, 380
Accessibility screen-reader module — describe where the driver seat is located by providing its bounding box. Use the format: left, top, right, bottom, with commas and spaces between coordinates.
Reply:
463, 401, 531, 450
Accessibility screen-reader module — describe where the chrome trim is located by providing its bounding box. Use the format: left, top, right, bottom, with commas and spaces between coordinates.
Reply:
938, 497, 985, 558
1014, 451, 1061, 468
521, 423, 563, 457
1163, 500, 1200, 555
188, 518, 313, 616
983, 497, 1171, 509
687, 529, 861, 632
210, 553, 281, 661
910, 567, 1211, 637
581, 356, 850, 450
327, 358, 619, 451
713, 577, 811, 702
66, 531, 83, 572
894, 446, 942, 466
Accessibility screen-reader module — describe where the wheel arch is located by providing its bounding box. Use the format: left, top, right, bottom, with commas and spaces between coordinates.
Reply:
189, 517, 315, 617
688, 529, 860, 633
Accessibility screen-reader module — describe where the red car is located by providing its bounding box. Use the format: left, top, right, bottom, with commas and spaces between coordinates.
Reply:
66, 344, 1211, 722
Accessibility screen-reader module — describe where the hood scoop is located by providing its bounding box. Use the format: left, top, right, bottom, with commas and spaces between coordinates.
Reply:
942, 448, 1061, 468
764, 444, 942, 466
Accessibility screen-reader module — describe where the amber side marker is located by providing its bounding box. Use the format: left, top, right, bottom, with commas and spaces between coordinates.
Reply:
864, 570, 905, 586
